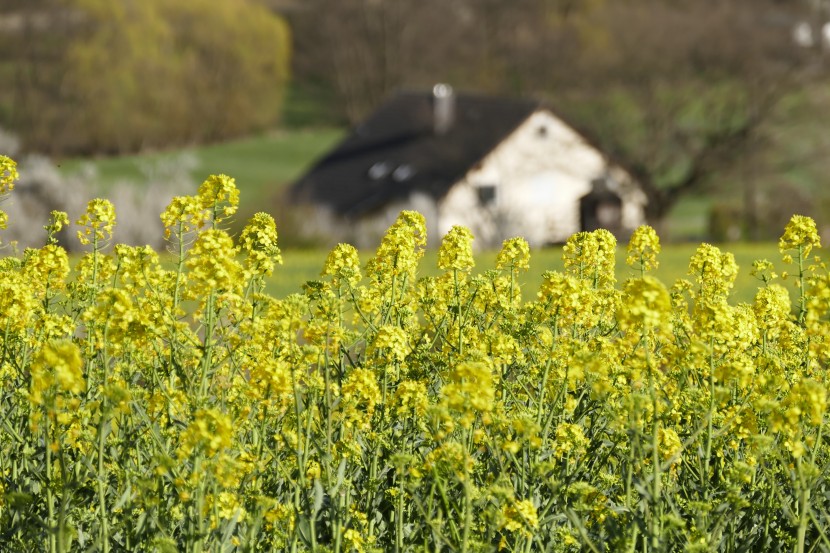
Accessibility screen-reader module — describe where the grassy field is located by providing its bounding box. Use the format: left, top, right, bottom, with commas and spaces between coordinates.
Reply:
57, 126, 726, 240
270, 242, 785, 305
53, 126, 785, 303
58, 128, 344, 222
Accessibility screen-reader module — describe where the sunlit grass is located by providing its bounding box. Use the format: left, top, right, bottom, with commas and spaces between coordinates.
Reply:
268, 242, 782, 304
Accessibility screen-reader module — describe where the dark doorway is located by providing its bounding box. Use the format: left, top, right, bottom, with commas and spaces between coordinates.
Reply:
580, 178, 623, 234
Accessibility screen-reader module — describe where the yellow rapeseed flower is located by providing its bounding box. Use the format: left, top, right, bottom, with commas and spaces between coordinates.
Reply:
0, 154, 18, 194
438, 225, 475, 272
501, 498, 539, 537
161, 194, 209, 238
76, 198, 116, 246
29, 340, 85, 406
239, 212, 282, 277
366, 210, 426, 281
496, 237, 530, 272
563, 229, 616, 288
618, 276, 672, 333
553, 423, 589, 460
197, 174, 240, 225
178, 408, 233, 459
442, 361, 495, 428
186, 229, 242, 296
367, 325, 410, 365
626, 224, 661, 273
688, 243, 738, 300
322, 243, 362, 287
779, 214, 821, 258
392, 379, 429, 420
340, 368, 382, 430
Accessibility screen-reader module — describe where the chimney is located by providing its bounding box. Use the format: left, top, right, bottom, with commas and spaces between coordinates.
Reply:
432, 83, 455, 135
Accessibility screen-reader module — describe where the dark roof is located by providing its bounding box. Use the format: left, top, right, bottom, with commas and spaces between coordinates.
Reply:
288, 90, 541, 217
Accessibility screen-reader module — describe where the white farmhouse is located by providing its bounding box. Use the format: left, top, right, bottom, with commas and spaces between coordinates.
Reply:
288, 85, 647, 249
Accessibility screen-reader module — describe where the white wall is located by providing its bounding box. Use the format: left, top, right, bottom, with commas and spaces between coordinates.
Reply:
438, 110, 645, 248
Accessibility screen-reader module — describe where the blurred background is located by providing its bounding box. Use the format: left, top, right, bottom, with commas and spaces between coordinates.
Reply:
2, 0, 830, 249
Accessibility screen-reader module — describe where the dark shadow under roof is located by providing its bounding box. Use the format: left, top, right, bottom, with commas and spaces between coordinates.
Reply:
288, 90, 541, 217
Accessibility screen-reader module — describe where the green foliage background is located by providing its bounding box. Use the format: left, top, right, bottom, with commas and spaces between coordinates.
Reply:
1, 0, 291, 155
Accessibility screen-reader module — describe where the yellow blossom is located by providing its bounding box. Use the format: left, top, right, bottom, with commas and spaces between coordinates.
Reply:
626, 224, 660, 273
366, 210, 426, 282
186, 228, 242, 295
779, 214, 821, 258
553, 423, 589, 460
322, 243, 362, 287
0, 154, 18, 194
76, 198, 116, 246
438, 225, 475, 272
178, 408, 233, 459
496, 237, 530, 272
340, 368, 382, 430
239, 212, 282, 277
197, 173, 240, 225
501, 499, 539, 537
29, 340, 85, 406
392, 379, 429, 419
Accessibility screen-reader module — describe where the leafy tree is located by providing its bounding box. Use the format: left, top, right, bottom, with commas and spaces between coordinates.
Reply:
288, 0, 822, 234
1, 0, 291, 155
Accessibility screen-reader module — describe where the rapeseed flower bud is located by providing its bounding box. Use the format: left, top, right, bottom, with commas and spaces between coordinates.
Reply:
438, 225, 475, 272
779, 214, 821, 258
197, 174, 240, 225
367, 210, 426, 281
322, 243, 362, 287
618, 276, 671, 333
29, 340, 84, 406
563, 229, 616, 288
0, 155, 18, 194
626, 225, 660, 273
500, 499, 539, 537
688, 243, 738, 300
553, 423, 589, 460
496, 237, 530, 272
367, 325, 410, 364
392, 379, 429, 420
161, 195, 209, 238
178, 408, 233, 459
186, 229, 242, 295
239, 212, 282, 277
76, 198, 116, 246
340, 368, 382, 430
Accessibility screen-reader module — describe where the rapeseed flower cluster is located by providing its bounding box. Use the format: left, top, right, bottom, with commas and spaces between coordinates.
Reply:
2, 156, 830, 552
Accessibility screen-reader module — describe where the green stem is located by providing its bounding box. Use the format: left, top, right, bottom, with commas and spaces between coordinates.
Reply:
796, 456, 810, 553
199, 292, 217, 401
461, 477, 472, 553
798, 245, 807, 324
45, 409, 58, 553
